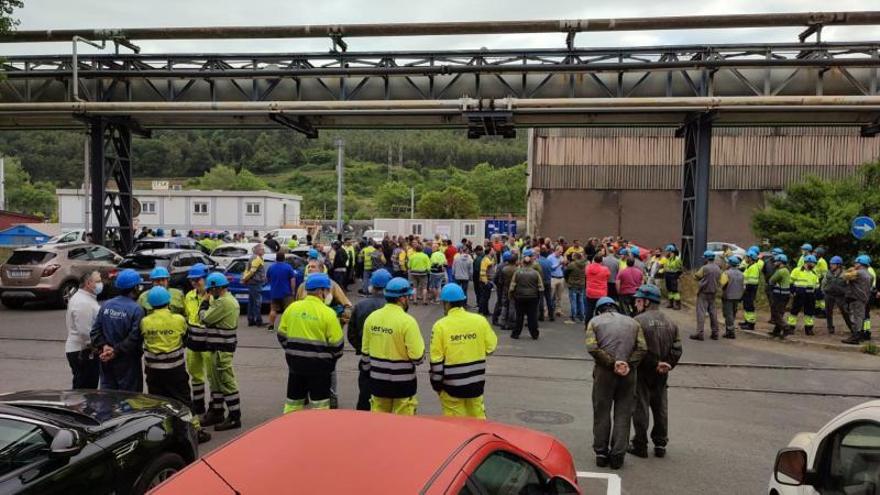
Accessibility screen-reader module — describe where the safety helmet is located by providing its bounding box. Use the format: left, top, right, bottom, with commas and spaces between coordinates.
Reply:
439, 283, 467, 303
502, 252, 512, 262
815, 247, 825, 255
147, 286, 171, 308
774, 254, 789, 264
205, 272, 229, 289
155, 228, 165, 237
618, 248, 629, 256
664, 244, 677, 253
115, 269, 143, 290
771, 247, 784, 255
369, 269, 392, 289
727, 256, 741, 267
748, 245, 760, 254
804, 255, 817, 264
748, 251, 759, 260
595, 296, 618, 312
522, 248, 534, 257
801, 243, 813, 252
187, 263, 207, 279
630, 246, 640, 257
703, 250, 716, 260
633, 284, 662, 303
830, 256, 843, 265
856, 254, 872, 266
149, 266, 170, 280
308, 248, 319, 260
384, 277, 414, 298
305, 272, 332, 290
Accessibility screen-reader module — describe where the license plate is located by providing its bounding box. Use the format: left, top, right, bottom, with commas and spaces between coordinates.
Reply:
7, 269, 30, 279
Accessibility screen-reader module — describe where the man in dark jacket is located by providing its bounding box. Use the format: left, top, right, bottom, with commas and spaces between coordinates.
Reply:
822, 256, 852, 335
90, 269, 145, 392
509, 249, 544, 340
492, 252, 517, 330
691, 250, 722, 341
347, 269, 391, 410
628, 285, 682, 460
842, 255, 874, 344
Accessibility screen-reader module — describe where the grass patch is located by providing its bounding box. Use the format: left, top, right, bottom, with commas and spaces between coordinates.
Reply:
861, 342, 879, 355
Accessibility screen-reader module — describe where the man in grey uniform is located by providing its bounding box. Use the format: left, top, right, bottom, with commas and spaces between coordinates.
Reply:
586, 297, 647, 470
628, 284, 682, 459
691, 250, 722, 341
721, 256, 745, 339
842, 255, 874, 345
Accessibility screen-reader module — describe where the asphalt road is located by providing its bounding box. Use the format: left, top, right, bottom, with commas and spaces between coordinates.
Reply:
1, 296, 878, 494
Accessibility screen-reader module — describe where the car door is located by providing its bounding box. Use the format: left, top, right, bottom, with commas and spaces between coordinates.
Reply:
449, 443, 578, 495
810, 421, 880, 495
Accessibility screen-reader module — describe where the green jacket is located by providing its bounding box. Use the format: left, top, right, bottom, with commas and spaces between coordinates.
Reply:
769, 267, 791, 290
199, 292, 240, 352
138, 287, 185, 316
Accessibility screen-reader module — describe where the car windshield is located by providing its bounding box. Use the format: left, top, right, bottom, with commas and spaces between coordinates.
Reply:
6, 251, 55, 266
214, 247, 249, 257
226, 260, 247, 275
118, 255, 169, 270
135, 241, 170, 251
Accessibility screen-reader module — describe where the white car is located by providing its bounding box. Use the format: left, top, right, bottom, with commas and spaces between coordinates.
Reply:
210, 242, 275, 268
266, 228, 309, 247
707, 241, 747, 260
769, 400, 880, 494
363, 229, 387, 243
46, 229, 87, 245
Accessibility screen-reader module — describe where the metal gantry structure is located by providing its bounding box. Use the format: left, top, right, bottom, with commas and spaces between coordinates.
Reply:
0, 12, 879, 262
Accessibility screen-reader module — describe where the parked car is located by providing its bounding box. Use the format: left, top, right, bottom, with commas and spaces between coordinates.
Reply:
151, 410, 580, 494
133, 237, 198, 254
45, 229, 87, 245
0, 243, 121, 309
363, 229, 388, 243
210, 242, 276, 268
0, 389, 197, 495
707, 241, 747, 260
224, 253, 277, 311
769, 399, 880, 494
115, 249, 219, 291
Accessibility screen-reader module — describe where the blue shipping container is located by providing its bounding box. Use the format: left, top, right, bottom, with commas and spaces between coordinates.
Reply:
0, 225, 50, 247
485, 220, 517, 239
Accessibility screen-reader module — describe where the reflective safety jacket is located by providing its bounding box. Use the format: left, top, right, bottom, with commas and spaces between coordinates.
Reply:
662, 255, 683, 274
361, 246, 377, 270
408, 252, 430, 274
743, 259, 764, 286
361, 303, 425, 399
138, 287, 185, 316
277, 295, 344, 374
791, 267, 819, 291
184, 290, 209, 352
429, 308, 498, 399
769, 267, 791, 293
344, 245, 356, 268
198, 292, 240, 353
140, 308, 188, 370
815, 257, 829, 280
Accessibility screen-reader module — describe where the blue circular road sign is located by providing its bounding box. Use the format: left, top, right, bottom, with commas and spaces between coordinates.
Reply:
852, 216, 876, 240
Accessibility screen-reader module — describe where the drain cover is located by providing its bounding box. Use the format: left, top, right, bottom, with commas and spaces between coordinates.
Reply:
516, 410, 574, 425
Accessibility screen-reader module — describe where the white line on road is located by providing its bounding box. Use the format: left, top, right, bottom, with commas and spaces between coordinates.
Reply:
576, 471, 621, 495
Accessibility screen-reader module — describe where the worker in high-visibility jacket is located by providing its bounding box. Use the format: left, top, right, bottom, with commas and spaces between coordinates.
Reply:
813, 247, 829, 314
183, 264, 218, 425
361, 277, 425, 415
277, 273, 344, 413
199, 272, 242, 431
659, 244, 683, 309
788, 255, 820, 335
141, 286, 211, 443
738, 249, 764, 330
138, 267, 185, 315
429, 283, 497, 419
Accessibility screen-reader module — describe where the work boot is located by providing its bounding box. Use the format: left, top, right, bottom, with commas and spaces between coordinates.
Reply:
673, 300, 682, 310
609, 454, 625, 470
804, 326, 815, 336
214, 417, 242, 432
197, 429, 212, 444
199, 410, 225, 428
828, 327, 835, 335
860, 331, 872, 342
666, 300, 674, 309
689, 333, 704, 341
738, 322, 754, 330
770, 327, 781, 338
595, 453, 609, 468
627, 444, 648, 458
330, 396, 339, 410
782, 326, 794, 338
710, 333, 719, 340
654, 447, 667, 458
723, 331, 736, 339
841, 333, 862, 345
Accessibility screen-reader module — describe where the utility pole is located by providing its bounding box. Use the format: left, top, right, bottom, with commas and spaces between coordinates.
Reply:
335, 138, 344, 234
410, 187, 415, 219
0, 157, 5, 211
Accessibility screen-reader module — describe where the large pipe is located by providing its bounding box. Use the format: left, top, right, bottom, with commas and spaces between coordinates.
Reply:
4, 12, 880, 43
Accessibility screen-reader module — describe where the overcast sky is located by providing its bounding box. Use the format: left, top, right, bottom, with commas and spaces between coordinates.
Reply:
1, 0, 877, 55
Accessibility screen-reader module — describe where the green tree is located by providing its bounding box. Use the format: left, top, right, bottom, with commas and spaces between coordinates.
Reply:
752, 160, 880, 260
417, 186, 479, 219
456, 162, 527, 215
187, 164, 270, 191
4, 158, 56, 218
0, 0, 22, 35
375, 181, 412, 217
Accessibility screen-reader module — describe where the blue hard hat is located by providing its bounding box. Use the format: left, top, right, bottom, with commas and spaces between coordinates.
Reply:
618, 248, 629, 256
149, 266, 170, 280
856, 254, 872, 266
369, 269, 392, 289
205, 272, 229, 289
502, 251, 512, 262
727, 256, 741, 266
748, 245, 760, 254
155, 228, 165, 237
115, 269, 143, 290
748, 251, 759, 260
630, 246, 640, 257
187, 263, 207, 279
703, 250, 716, 260
664, 244, 677, 253
439, 283, 467, 303
775, 254, 789, 264
147, 286, 171, 307
830, 256, 843, 265
523, 248, 534, 257
308, 248, 319, 259
804, 255, 817, 264
771, 248, 784, 255
384, 277, 414, 298
815, 247, 825, 255
596, 296, 618, 310
305, 272, 332, 290
801, 243, 813, 251
634, 284, 661, 303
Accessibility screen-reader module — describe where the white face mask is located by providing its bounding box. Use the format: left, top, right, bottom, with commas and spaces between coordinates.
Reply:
94, 282, 104, 295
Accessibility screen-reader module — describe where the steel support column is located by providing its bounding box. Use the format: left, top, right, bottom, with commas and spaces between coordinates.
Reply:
680, 113, 712, 269
88, 117, 134, 253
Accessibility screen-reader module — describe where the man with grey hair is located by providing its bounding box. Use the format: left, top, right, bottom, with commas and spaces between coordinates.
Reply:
242, 243, 267, 327
65, 271, 103, 388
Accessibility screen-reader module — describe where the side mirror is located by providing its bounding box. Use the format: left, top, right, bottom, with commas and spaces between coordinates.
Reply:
774, 448, 808, 486
49, 429, 82, 459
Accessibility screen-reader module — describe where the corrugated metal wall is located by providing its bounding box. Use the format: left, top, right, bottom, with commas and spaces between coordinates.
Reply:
530, 127, 880, 190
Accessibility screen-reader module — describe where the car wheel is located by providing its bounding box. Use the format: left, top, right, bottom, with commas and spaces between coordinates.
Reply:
1, 298, 24, 309
56, 280, 78, 308
131, 452, 185, 495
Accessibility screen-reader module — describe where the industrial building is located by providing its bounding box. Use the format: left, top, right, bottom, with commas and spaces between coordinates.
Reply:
526, 127, 880, 248
56, 189, 302, 233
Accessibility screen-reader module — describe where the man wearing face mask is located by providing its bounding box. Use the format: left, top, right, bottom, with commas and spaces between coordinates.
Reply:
90, 269, 146, 392
66, 271, 103, 389
429, 283, 498, 419
199, 272, 242, 431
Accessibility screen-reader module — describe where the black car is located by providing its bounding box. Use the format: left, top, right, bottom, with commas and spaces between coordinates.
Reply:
115, 249, 219, 291
0, 390, 198, 495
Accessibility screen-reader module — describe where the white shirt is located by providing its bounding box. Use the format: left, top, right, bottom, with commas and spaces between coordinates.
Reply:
65, 289, 100, 353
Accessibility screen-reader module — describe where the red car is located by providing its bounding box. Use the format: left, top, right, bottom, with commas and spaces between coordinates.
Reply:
150, 410, 581, 494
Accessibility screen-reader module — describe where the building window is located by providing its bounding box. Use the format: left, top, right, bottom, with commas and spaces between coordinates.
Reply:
193, 202, 208, 215
141, 201, 156, 214
464, 223, 476, 236
411, 223, 423, 236
245, 202, 261, 215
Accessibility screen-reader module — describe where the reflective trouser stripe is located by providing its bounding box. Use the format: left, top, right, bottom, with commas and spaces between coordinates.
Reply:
744, 311, 756, 323
284, 398, 306, 414
208, 351, 239, 417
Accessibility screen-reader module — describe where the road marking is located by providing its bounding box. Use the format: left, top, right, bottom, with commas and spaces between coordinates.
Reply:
576, 471, 621, 495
